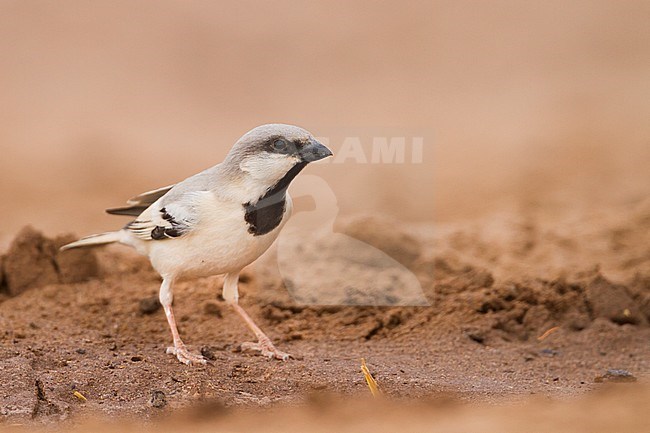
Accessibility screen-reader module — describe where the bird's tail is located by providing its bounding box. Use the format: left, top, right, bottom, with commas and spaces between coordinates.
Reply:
59, 231, 122, 251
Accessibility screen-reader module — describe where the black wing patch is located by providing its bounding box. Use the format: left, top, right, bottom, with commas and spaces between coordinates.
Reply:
127, 206, 192, 240
150, 208, 186, 239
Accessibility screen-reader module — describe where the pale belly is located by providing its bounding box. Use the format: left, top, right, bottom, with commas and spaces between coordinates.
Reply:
143, 195, 292, 279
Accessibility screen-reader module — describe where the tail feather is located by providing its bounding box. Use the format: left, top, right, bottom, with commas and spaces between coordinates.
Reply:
60, 231, 121, 251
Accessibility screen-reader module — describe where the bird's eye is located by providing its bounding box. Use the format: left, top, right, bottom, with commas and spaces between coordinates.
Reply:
272, 139, 288, 152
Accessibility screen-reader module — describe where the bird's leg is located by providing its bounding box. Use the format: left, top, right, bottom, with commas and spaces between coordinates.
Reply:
159, 277, 206, 365
232, 303, 292, 360
223, 272, 291, 361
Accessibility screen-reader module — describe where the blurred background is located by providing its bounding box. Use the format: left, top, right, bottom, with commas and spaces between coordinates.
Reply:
1, 0, 649, 243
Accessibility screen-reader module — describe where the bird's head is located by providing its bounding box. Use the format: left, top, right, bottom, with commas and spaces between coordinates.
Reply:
226, 124, 332, 188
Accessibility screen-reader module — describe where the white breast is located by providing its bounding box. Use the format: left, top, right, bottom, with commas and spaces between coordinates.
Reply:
145, 191, 292, 279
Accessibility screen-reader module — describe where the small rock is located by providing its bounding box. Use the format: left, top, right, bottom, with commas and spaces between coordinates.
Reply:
200, 346, 216, 360
138, 297, 161, 315
150, 390, 167, 408
131, 356, 143, 362
203, 300, 222, 317
586, 275, 647, 326
540, 348, 560, 357
594, 369, 637, 383
76, 348, 86, 355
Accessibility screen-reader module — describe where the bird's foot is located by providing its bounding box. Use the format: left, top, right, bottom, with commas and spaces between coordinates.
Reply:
166, 345, 207, 365
240, 337, 292, 361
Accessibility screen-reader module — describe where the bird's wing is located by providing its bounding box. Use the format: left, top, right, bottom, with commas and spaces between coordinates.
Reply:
126, 191, 208, 241
127, 185, 176, 205
106, 185, 175, 216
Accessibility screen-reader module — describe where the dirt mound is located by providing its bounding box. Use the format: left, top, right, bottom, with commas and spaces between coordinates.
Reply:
451, 269, 648, 344
256, 263, 649, 346
251, 210, 650, 346
1, 226, 99, 296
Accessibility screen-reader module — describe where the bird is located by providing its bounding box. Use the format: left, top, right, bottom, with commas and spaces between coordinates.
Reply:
60, 124, 333, 364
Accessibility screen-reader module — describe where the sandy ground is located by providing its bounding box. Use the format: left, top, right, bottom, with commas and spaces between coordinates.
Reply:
0, 198, 648, 430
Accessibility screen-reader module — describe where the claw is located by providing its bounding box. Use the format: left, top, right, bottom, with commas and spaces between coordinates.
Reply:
166, 345, 207, 365
239, 340, 292, 361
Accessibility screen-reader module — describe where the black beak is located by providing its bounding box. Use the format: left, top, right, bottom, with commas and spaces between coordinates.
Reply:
299, 138, 333, 162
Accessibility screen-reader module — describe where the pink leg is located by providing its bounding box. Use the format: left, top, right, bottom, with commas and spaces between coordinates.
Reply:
160, 278, 206, 365
223, 272, 291, 361
231, 303, 291, 360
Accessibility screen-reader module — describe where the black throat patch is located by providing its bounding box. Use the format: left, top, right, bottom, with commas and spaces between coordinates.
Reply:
243, 162, 307, 236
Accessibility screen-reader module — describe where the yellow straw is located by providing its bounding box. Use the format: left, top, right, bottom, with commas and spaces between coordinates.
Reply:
361, 358, 381, 397
73, 391, 87, 402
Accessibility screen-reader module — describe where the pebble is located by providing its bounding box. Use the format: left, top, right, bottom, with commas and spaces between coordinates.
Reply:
200, 346, 216, 360
594, 369, 637, 383
150, 390, 167, 408
138, 297, 161, 315
540, 348, 560, 357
